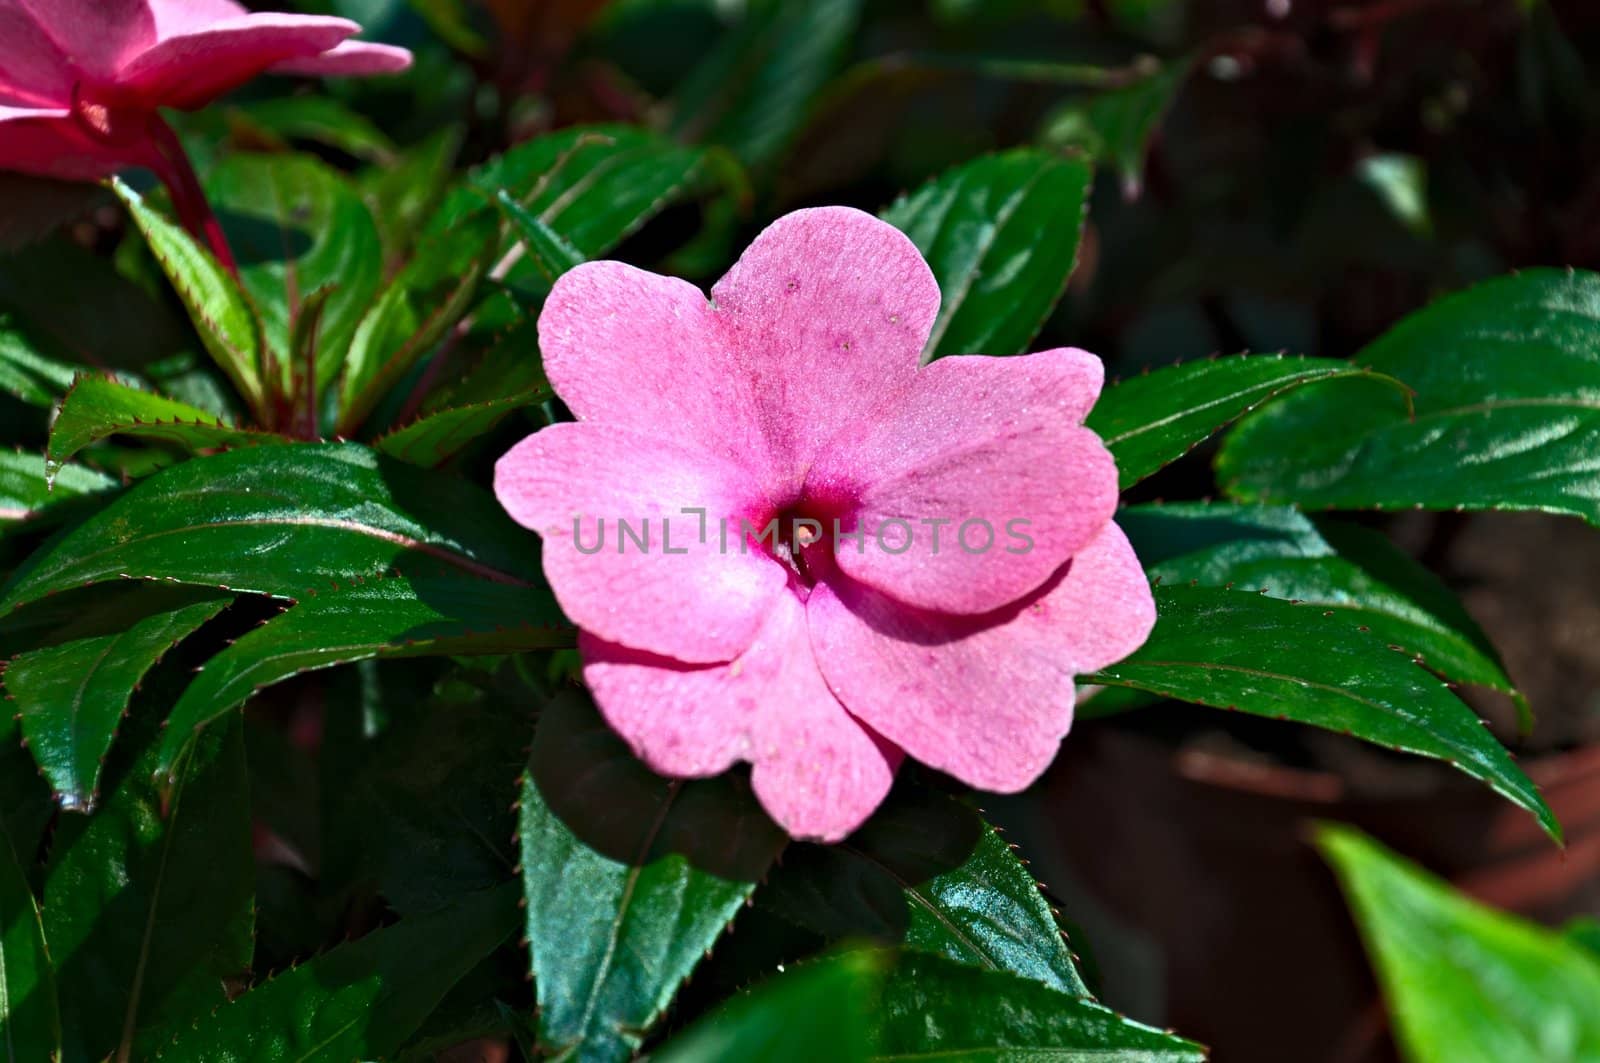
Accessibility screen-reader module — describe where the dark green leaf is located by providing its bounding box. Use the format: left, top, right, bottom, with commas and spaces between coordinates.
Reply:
654, 951, 882, 1063
873, 952, 1206, 1060
1091, 585, 1559, 841
765, 787, 1089, 995
158, 575, 569, 775
156, 883, 518, 1062
204, 153, 384, 391
882, 150, 1093, 361
1566, 918, 1600, 961
0, 442, 542, 615
44, 711, 252, 1063
1120, 502, 1524, 712
1087, 354, 1410, 489
0, 450, 117, 527
4, 593, 229, 810
520, 693, 786, 1063
375, 385, 551, 467
1040, 58, 1192, 198
0, 815, 58, 1062
360, 127, 463, 265
0, 322, 79, 407
228, 97, 398, 164
46, 376, 282, 484
669, 0, 861, 167
1319, 824, 1600, 1063
112, 179, 267, 420
495, 190, 586, 285
1218, 269, 1600, 524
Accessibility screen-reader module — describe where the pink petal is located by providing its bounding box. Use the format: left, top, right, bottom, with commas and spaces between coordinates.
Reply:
808, 521, 1155, 793
269, 40, 412, 77
116, 14, 361, 109
539, 261, 774, 476
494, 421, 787, 665
0, 107, 147, 181
3, 0, 152, 81
145, 0, 249, 39
711, 206, 941, 492
812, 347, 1117, 615
582, 590, 899, 842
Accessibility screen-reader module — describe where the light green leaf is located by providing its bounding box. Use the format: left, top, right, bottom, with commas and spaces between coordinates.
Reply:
1320, 825, 1600, 1063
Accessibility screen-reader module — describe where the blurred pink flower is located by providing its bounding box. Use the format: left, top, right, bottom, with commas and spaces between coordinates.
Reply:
495, 207, 1155, 842
0, 0, 410, 265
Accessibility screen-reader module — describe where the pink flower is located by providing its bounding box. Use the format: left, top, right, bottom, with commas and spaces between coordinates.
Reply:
495, 208, 1156, 842
0, 1, 410, 265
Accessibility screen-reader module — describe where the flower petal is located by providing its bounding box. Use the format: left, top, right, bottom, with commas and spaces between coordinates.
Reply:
710, 206, 940, 490
540, 260, 773, 475
4, 0, 152, 82
495, 421, 787, 664
582, 590, 898, 842
812, 347, 1117, 614
117, 14, 360, 109
0, 108, 146, 182
269, 40, 412, 76
808, 521, 1155, 792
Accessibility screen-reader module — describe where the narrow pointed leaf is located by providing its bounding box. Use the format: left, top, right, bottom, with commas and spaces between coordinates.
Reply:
44, 711, 252, 1063
1319, 825, 1600, 1063
765, 787, 1089, 995
47, 376, 282, 484
1087, 354, 1410, 489
1120, 502, 1524, 711
0, 450, 116, 527
0, 322, 79, 407
495, 191, 585, 284
375, 386, 551, 467
112, 179, 266, 419
882, 149, 1093, 361
158, 575, 569, 775
0, 817, 58, 1062
204, 153, 383, 390
155, 883, 518, 1062
872, 952, 1207, 1060
1219, 269, 1600, 524
0, 443, 541, 615
520, 694, 786, 1063
1090, 585, 1559, 842
4, 593, 229, 810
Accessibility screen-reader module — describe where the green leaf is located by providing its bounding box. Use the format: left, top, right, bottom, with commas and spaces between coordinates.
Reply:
495, 190, 586, 285
112, 179, 267, 421
0, 322, 79, 407
1218, 269, 1600, 525
764, 787, 1089, 995
872, 952, 1207, 1060
882, 149, 1093, 362
46, 376, 282, 484
0, 443, 542, 615
375, 386, 551, 467
1567, 919, 1600, 961
1087, 354, 1410, 489
1091, 585, 1560, 842
359, 127, 463, 264
3, 593, 229, 810
156, 883, 518, 1062
1319, 825, 1600, 1063
204, 153, 384, 392
44, 710, 252, 1063
442, 124, 715, 262
0, 815, 58, 1063
1040, 57, 1192, 198
1120, 502, 1525, 713
336, 216, 498, 433
654, 951, 882, 1063
669, 0, 861, 167
520, 693, 786, 1063
158, 575, 569, 776
228, 97, 398, 165
0, 450, 116, 527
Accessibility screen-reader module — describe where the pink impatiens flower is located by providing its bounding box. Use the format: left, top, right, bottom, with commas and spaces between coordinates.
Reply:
0, 0, 410, 265
495, 207, 1156, 842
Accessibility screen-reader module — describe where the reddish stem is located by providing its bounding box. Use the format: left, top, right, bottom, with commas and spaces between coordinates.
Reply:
146, 114, 239, 277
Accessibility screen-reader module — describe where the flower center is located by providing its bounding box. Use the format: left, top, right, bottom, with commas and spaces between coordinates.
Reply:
762, 489, 856, 588
70, 82, 147, 147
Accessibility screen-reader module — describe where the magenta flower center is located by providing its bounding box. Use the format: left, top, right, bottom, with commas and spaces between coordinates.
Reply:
70, 82, 147, 147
